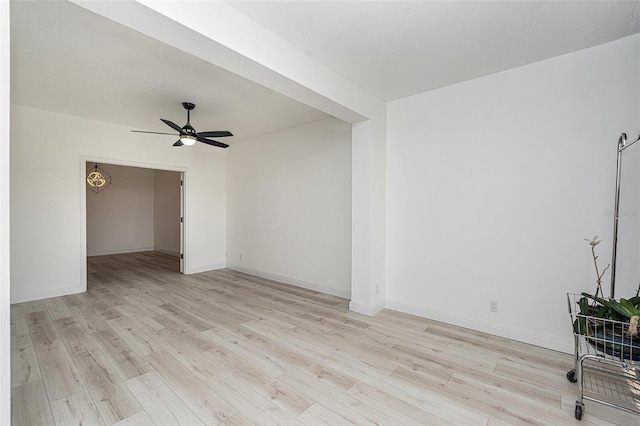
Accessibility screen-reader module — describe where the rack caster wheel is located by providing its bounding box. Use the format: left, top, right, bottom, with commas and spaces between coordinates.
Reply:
575, 403, 583, 420
567, 369, 577, 383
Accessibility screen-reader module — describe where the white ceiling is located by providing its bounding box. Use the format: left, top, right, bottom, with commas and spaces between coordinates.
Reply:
229, 0, 640, 101
10, 0, 640, 142
10, 0, 329, 143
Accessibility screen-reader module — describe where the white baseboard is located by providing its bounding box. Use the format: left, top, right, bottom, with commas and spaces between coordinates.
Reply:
385, 299, 573, 354
187, 263, 226, 274
11, 285, 85, 304
153, 248, 180, 257
226, 263, 351, 299
349, 300, 385, 316
87, 247, 154, 257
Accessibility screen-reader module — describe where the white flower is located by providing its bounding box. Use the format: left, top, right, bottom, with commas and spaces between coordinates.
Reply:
584, 236, 601, 246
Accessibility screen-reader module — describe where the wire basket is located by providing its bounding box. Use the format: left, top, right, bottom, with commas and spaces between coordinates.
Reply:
568, 293, 640, 362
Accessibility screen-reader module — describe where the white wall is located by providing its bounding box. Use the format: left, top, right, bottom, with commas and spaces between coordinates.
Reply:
227, 117, 352, 298
153, 169, 181, 256
87, 164, 154, 256
10, 105, 227, 303
0, 1, 10, 422
386, 34, 640, 353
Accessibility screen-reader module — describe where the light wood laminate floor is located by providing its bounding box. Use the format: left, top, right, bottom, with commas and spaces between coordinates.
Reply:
11, 252, 639, 425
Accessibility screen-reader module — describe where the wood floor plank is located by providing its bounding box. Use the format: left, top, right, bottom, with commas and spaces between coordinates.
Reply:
12, 252, 640, 426
241, 319, 333, 362
111, 410, 156, 426
221, 412, 255, 426
126, 371, 205, 426
143, 350, 237, 424
115, 297, 167, 328
157, 302, 213, 332
203, 371, 303, 425
152, 315, 216, 352
31, 338, 85, 402
72, 349, 144, 424
22, 299, 46, 314
278, 367, 399, 426
50, 390, 105, 426
346, 380, 453, 425
68, 302, 111, 334
11, 380, 55, 426
91, 328, 152, 381
200, 343, 316, 417
325, 352, 488, 425
202, 326, 290, 377
54, 316, 101, 357
27, 310, 85, 402
11, 305, 42, 387
43, 297, 73, 320
297, 403, 353, 426
27, 309, 61, 345
107, 316, 163, 357
444, 372, 572, 425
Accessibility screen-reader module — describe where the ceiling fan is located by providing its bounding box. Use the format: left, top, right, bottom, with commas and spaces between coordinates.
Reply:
132, 102, 233, 148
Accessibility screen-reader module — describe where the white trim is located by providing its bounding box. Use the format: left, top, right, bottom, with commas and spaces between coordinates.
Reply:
187, 263, 226, 274
385, 299, 573, 354
349, 300, 385, 316
226, 263, 351, 299
88, 247, 155, 257
81, 155, 188, 173
11, 285, 84, 305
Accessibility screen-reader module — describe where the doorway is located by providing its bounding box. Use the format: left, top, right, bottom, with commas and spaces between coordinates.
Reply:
84, 161, 185, 276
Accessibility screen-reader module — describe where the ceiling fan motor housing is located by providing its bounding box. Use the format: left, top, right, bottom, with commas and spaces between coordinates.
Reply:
182, 123, 197, 136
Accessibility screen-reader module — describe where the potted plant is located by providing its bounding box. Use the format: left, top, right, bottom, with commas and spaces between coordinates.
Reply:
574, 237, 640, 360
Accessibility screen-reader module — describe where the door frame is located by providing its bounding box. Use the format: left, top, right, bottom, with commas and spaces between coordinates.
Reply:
80, 155, 188, 292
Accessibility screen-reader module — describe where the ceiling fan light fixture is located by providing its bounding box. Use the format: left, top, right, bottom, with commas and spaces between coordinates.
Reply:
180, 135, 197, 146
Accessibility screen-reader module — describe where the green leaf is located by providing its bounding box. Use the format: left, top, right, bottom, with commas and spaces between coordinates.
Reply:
619, 298, 640, 316
628, 296, 640, 306
607, 299, 635, 319
579, 297, 590, 315
595, 305, 610, 318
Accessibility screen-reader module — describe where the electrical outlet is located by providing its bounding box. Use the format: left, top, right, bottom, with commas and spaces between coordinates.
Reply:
490, 300, 499, 313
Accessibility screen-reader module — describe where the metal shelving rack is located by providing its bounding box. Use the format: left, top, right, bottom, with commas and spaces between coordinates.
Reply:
565, 132, 640, 420
567, 293, 640, 420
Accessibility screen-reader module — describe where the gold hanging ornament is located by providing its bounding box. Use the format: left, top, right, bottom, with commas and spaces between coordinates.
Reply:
86, 163, 111, 193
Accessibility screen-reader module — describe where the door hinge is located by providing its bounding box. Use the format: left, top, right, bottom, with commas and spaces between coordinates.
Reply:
180, 253, 184, 260
180, 180, 183, 186
180, 217, 183, 223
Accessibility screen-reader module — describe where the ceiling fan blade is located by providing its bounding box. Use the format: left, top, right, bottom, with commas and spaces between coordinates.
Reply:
173, 140, 183, 147
131, 130, 178, 136
198, 131, 233, 138
161, 119, 184, 133
197, 135, 229, 148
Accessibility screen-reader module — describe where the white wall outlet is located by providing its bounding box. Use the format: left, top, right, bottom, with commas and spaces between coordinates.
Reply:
490, 300, 499, 313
